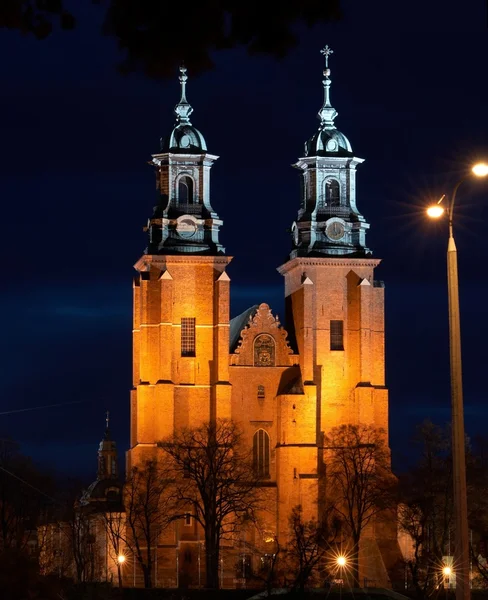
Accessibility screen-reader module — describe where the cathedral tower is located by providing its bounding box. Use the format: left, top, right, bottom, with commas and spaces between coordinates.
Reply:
278, 46, 388, 436
129, 67, 232, 469
278, 47, 392, 584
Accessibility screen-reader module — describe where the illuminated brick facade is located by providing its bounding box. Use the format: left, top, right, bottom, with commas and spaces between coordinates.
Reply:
126, 58, 400, 588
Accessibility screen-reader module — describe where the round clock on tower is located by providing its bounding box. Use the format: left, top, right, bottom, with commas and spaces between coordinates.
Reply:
326, 220, 345, 241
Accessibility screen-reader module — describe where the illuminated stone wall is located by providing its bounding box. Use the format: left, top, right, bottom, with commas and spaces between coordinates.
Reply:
127, 253, 396, 587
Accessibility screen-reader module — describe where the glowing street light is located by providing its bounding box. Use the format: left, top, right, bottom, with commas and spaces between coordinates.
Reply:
117, 553, 126, 564
426, 204, 445, 219
443, 566, 452, 577
337, 555, 347, 567
472, 162, 488, 177
426, 161, 488, 600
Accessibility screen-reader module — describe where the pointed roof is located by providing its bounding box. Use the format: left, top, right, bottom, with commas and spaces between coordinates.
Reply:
230, 305, 259, 353
305, 45, 353, 157
79, 414, 123, 510
160, 66, 207, 153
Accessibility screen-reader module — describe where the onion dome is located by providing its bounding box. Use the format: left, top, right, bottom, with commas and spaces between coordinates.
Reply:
305, 45, 353, 157
160, 66, 207, 153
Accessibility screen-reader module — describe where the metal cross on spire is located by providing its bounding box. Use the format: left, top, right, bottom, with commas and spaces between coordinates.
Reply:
318, 44, 337, 127
105, 410, 110, 430
320, 45, 334, 73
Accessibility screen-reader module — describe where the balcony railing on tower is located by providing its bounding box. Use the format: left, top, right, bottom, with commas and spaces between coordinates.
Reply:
175, 203, 201, 214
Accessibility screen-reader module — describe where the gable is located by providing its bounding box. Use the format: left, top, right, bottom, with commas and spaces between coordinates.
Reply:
230, 303, 297, 367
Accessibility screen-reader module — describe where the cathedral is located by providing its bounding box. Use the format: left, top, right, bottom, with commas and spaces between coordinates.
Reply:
126, 46, 399, 588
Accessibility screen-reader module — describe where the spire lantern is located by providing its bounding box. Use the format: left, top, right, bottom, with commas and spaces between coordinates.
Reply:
318, 45, 338, 128
174, 65, 194, 125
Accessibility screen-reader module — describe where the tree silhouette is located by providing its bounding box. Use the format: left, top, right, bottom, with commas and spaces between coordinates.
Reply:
124, 459, 173, 588
325, 424, 395, 587
0, 0, 341, 78
159, 419, 262, 589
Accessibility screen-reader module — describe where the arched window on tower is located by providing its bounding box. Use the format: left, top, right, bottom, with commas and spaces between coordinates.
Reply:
178, 175, 194, 205
300, 173, 307, 209
325, 179, 340, 207
253, 429, 270, 478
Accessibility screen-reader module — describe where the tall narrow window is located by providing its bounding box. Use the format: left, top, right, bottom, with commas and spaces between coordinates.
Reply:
253, 429, 270, 478
257, 385, 265, 399
330, 320, 344, 351
300, 173, 307, 209
181, 317, 196, 357
178, 175, 194, 205
325, 179, 340, 207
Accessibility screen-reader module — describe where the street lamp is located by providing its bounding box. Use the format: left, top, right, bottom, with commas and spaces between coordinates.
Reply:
336, 555, 347, 598
426, 162, 488, 600
117, 554, 126, 564
337, 555, 347, 567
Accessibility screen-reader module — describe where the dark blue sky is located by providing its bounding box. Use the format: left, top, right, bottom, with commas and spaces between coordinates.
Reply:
1, 0, 487, 480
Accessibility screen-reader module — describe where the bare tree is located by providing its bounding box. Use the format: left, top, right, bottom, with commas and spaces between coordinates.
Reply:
243, 533, 282, 596
286, 504, 340, 593
260, 538, 282, 597
398, 420, 453, 598
102, 511, 125, 588
124, 459, 173, 588
63, 508, 93, 583
0, 437, 56, 554
461, 435, 488, 589
159, 419, 262, 589
324, 424, 395, 587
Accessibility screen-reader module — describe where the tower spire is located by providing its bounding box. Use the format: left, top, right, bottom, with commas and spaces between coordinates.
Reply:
318, 45, 338, 129
174, 64, 193, 125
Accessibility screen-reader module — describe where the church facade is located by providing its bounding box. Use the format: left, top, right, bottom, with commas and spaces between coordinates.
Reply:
127, 47, 398, 588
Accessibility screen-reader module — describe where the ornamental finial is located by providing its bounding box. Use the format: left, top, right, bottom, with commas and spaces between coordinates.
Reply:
318, 45, 338, 128
320, 45, 334, 75
174, 63, 193, 124
105, 410, 110, 431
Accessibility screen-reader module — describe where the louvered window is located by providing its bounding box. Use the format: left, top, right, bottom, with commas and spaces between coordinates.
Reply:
181, 318, 196, 357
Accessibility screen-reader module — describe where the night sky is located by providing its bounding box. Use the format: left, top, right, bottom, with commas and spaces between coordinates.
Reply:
1, 0, 487, 482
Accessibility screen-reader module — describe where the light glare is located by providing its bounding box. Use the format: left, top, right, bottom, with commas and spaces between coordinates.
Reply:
443, 565, 451, 576
337, 555, 347, 567
427, 205, 445, 219
117, 554, 126, 564
472, 163, 488, 177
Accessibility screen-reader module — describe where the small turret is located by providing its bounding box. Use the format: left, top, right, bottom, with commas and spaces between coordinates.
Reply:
146, 66, 225, 255
290, 45, 371, 259
97, 411, 118, 481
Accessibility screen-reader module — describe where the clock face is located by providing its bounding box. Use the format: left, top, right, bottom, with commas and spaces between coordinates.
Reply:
326, 221, 345, 241
176, 216, 197, 239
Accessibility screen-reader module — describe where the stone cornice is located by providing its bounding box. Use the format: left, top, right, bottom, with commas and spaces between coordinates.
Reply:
134, 254, 233, 272
277, 256, 381, 275
293, 155, 365, 170
151, 152, 219, 166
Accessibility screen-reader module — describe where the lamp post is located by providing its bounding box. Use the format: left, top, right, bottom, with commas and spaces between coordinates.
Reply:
427, 162, 488, 600
336, 555, 347, 600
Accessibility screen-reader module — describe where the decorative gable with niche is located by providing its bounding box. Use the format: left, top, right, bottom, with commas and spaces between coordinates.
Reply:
230, 303, 298, 367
